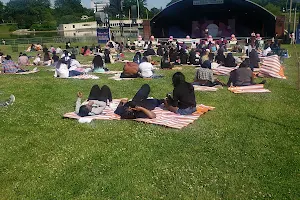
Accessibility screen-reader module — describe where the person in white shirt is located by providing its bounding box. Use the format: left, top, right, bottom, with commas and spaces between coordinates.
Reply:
69, 54, 82, 71
54, 59, 69, 78
56, 46, 63, 54
33, 54, 42, 65
138, 57, 154, 78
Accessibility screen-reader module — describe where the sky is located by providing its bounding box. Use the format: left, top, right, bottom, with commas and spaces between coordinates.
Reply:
0, 0, 170, 9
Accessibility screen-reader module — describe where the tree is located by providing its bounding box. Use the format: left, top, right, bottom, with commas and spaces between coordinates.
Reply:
54, 0, 85, 16
5, 0, 53, 28
0, 1, 4, 23
264, 3, 282, 16
148, 7, 161, 19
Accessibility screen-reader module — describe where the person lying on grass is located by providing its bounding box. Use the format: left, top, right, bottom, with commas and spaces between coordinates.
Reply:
227, 59, 266, 87
76, 85, 112, 117
164, 72, 197, 115
114, 84, 164, 119
1, 55, 28, 74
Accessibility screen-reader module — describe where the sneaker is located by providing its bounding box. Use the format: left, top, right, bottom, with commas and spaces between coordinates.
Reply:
7, 95, 15, 105
33, 67, 38, 71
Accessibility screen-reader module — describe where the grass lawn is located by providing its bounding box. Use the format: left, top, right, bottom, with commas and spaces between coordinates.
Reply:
0, 44, 300, 199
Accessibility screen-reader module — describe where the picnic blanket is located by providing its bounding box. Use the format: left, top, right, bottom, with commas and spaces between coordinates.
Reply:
212, 66, 237, 76
64, 99, 215, 129
228, 84, 271, 93
193, 85, 219, 92
93, 71, 122, 75
108, 74, 135, 81
0, 70, 39, 75
258, 55, 286, 79
62, 74, 99, 80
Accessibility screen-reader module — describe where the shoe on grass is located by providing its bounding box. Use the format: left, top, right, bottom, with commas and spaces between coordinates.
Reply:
7, 94, 15, 105
33, 67, 38, 71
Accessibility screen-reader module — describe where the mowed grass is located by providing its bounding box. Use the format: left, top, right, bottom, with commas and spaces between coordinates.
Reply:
0, 44, 300, 199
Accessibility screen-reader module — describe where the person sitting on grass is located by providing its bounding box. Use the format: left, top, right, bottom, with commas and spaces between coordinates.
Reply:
52, 51, 59, 67
138, 57, 154, 78
114, 84, 163, 119
224, 53, 236, 67
164, 72, 197, 115
161, 51, 173, 69
249, 48, 260, 71
33, 54, 42, 65
133, 52, 142, 64
227, 59, 266, 87
1, 55, 27, 74
69, 54, 82, 73
195, 60, 224, 87
92, 54, 106, 73
76, 85, 112, 117
54, 58, 83, 78
201, 49, 210, 64
43, 51, 51, 66
215, 48, 226, 65
0, 94, 15, 107
18, 53, 30, 66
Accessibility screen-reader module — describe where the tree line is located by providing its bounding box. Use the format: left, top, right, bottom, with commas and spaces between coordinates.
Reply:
0, 0, 161, 31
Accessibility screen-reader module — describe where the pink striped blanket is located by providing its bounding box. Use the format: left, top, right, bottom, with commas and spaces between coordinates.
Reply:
213, 66, 237, 76
258, 55, 286, 79
228, 84, 271, 93
63, 99, 215, 129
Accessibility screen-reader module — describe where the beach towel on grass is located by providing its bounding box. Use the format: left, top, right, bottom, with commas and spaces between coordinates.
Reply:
228, 84, 271, 94
64, 99, 215, 129
193, 85, 219, 92
258, 55, 286, 79
93, 71, 122, 75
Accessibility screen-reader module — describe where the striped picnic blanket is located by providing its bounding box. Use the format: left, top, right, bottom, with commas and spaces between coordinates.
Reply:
64, 99, 215, 129
228, 84, 271, 93
213, 66, 237, 76
258, 55, 286, 79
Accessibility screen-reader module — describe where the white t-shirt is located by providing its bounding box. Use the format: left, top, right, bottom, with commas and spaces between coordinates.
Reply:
33, 57, 41, 65
56, 63, 69, 78
56, 48, 63, 54
69, 59, 81, 71
139, 62, 154, 78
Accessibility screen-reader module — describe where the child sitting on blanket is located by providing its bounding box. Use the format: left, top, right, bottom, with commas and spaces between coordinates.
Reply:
76, 85, 112, 117
195, 60, 224, 87
164, 72, 197, 115
114, 84, 164, 119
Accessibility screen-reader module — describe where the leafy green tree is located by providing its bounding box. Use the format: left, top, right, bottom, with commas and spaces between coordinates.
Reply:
5, 0, 53, 28
0, 1, 4, 23
148, 7, 161, 18
264, 3, 282, 16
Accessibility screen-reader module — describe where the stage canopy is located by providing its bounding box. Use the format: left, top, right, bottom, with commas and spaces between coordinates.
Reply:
150, 0, 276, 38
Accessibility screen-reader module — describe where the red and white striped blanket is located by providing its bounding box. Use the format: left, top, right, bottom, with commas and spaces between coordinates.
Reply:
228, 84, 271, 93
258, 55, 286, 79
63, 99, 215, 129
213, 66, 237, 76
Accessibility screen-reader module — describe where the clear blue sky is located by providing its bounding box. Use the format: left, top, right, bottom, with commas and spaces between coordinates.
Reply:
1, 0, 170, 9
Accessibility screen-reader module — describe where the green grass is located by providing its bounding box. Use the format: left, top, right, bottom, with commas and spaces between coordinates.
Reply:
0, 44, 300, 199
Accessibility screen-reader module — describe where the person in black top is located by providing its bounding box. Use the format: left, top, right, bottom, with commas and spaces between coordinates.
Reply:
249, 49, 260, 71
224, 53, 236, 67
164, 72, 197, 115
157, 45, 164, 56
189, 48, 196, 65
161, 51, 173, 69
114, 84, 163, 119
179, 48, 188, 64
52, 51, 59, 66
215, 48, 226, 65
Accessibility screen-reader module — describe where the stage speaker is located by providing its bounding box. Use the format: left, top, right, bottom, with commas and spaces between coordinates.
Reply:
131, 5, 137, 19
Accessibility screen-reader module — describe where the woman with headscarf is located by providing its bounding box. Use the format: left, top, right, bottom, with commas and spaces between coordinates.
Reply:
215, 48, 226, 65
224, 53, 236, 67
249, 49, 260, 71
